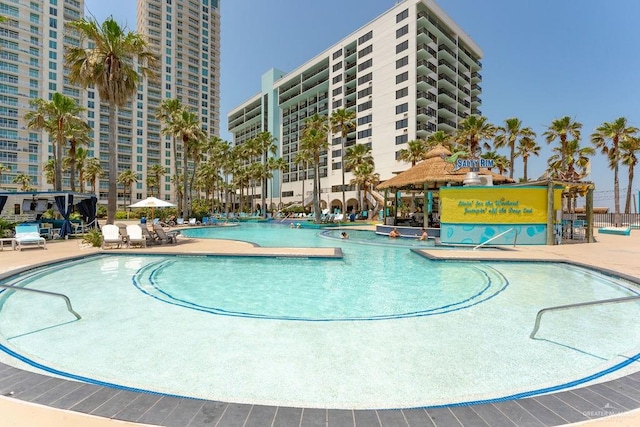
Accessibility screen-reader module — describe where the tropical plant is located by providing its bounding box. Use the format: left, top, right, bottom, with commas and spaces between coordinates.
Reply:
515, 135, 540, 182
25, 92, 85, 191
456, 115, 497, 168
494, 117, 535, 179
547, 140, 595, 182
253, 131, 278, 217
425, 130, 455, 151
293, 149, 313, 209
330, 108, 356, 213
148, 164, 166, 197
65, 121, 91, 191
0, 218, 15, 238
83, 158, 103, 194
13, 173, 33, 191
157, 98, 184, 203
620, 136, 640, 213
74, 147, 89, 193
543, 116, 582, 173
344, 143, 374, 210
350, 160, 379, 213
117, 169, 138, 209
299, 114, 329, 221
266, 156, 288, 213
590, 117, 638, 215
82, 228, 103, 247
66, 16, 158, 224
397, 139, 427, 166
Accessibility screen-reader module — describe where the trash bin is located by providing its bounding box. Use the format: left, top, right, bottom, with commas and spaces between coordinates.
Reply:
140, 216, 147, 224
349, 213, 356, 222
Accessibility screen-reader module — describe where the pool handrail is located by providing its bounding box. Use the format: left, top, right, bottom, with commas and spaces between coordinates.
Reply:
0, 284, 81, 320
473, 227, 518, 250
529, 295, 640, 339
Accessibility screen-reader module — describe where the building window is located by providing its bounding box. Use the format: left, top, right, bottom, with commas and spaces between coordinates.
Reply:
358, 45, 372, 58
396, 9, 409, 23
396, 71, 408, 84
332, 87, 342, 96
396, 103, 408, 114
357, 114, 372, 125
396, 118, 408, 129
358, 58, 372, 72
332, 48, 342, 59
395, 134, 408, 145
332, 61, 342, 71
357, 129, 372, 139
358, 30, 373, 44
396, 56, 409, 69
358, 86, 372, 98
357, 100, 372, 112
396, 24, 409, 38
396, 40, 408, 53
332, 99, 342, 109
357, 73, 372, 85
332, 74, 342, 84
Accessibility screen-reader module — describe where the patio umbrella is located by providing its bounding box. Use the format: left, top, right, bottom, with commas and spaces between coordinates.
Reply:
128, 197, 175, 221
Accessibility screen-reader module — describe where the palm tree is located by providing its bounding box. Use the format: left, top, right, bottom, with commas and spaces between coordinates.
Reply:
75, 147, 89, 193
253, 131, 277, 217
43, 159, 56, 187
547, 140, 595, 182
84, 158, 104, 194
425, 130, 455, 151
300, 114, 329, 221
25, 92, 85, 191
515, 135, 540, 182
456, 115, 497, 170
163, 109, 205, 217
330, 108, 356, 214
344, 143, 373, 210
543, 116, 582, 172
397, 139, 427, 166
350, 162, 380, 213
494, 117, 535, 179
13, 173, 32, 191
157, 98, 184, 202
293, 149, 313, 209
66, 16, 158, 224
65, 121, 91, 191
620, 136, 640, 213
117, 169, 138, 209
590, 117, 638, 215
0, 163, 9, 186
148, 164, 166, 197
266, 156, 288, 213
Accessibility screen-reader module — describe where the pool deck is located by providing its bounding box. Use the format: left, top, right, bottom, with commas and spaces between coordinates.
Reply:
0, 225, 639, 427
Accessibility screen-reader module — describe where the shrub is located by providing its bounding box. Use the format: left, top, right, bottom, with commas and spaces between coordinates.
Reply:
82, 228, 103, 247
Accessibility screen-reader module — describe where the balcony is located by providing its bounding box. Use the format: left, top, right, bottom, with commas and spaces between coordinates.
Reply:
471, 71, 482, 82
417, 58, 437, 74
438, 88, 456, 102
437, 117, 457, 130
438, 44, 456, 62
437, 102, 456, 118
438, 59, 456, 75
438, 73, 456, 90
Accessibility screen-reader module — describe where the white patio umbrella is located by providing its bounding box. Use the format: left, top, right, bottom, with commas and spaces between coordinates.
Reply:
128, 196, 175, 221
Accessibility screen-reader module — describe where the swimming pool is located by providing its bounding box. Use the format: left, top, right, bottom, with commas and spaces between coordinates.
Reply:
0, 224, 639, 409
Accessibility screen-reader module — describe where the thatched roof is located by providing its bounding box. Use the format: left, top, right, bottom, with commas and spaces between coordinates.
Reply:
377, 145, 514, 190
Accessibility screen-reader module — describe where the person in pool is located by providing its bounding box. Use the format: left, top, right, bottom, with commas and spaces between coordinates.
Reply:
389, 228, 400, 238
418, 228, 428, 241
341, 231, 349, 239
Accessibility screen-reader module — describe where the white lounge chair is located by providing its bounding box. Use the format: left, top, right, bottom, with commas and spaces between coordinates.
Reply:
153, 224, 179, 244
15, 224, 47, 251
126, 224, 147, 248
102, 224, 126, 249
188, 218, 197, 226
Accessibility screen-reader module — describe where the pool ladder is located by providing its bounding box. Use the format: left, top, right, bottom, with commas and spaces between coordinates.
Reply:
530, 295, 640, 339
0, 284, 81, 320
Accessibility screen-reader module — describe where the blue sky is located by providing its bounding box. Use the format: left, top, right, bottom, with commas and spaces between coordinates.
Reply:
85, 0, 640, 210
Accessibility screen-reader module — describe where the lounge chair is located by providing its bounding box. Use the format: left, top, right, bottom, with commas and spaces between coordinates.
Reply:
126, 224, 147, 248
15, 224, 47, 250
176, 218, 185, 226
188, 218, 197, 226
202, 216, 209, 225
140, 225, 158, 245
101, 224, 126, 249
153, 224, 179, 244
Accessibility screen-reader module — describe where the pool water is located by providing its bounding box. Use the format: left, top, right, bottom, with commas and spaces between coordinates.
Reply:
0, 224, 639, 409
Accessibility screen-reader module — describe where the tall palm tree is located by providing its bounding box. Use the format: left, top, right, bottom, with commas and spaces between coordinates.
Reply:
25, 92, 85, 191
543, 116, 582, 172
515, 135, 540, 182
397, 139, 427, 166
66, 16, 158, 224
75, 147, 89, 193
148, 164, 166, 198
43, 159, 56, 187
330, 108, 356, 214
157, 98, 184, 203
456, 115, 497, 170
300, 114, 329, 221
293, 149, 313, 209
620, 136, 640, 213
0, 163, 9, 187
164, 109, 205, 217
425, 130, 455, 151
117, 169, 138, 209
253, 131, 277, 217
65, 121, 91, 191
13, 173, 32, 191
494, 117, 535, 179
547, 140, 594, 182
590, 117, 638, 215
83, 158, 103, 195
266, 156, 288, 213
344, 143, 373, 210
350, 162, 379, 213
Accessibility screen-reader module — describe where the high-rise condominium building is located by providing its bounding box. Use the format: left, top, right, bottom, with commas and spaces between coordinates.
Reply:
228, 0, 482, 213
0, 0, 85, 191
0, 0, 221, 207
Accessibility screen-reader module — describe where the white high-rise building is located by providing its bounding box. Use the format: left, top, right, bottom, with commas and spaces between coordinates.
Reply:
228, 0, 482, 214
0, 0, 221, 208
0, 0, 85, 191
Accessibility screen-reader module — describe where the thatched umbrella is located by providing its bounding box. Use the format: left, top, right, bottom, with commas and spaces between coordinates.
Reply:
377, 145, 514, 191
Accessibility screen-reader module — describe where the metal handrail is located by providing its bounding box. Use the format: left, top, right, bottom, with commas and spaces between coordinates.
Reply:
530, 295, 640, 339
0, 284, 81, 320
473, 227, 518, 250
